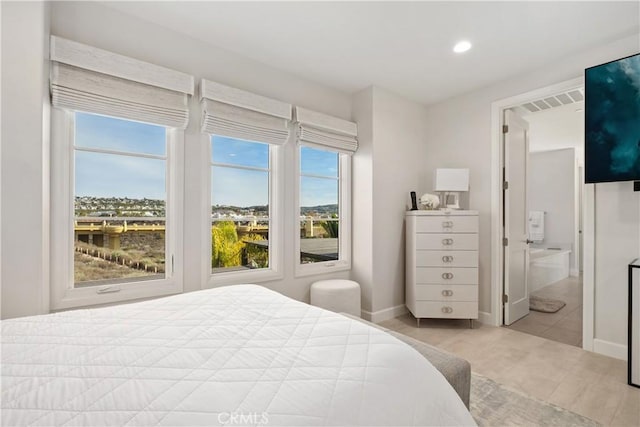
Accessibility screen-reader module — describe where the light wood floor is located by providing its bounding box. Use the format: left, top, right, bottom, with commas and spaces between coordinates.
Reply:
506, 275, 583, 347
379, 315, 639, 426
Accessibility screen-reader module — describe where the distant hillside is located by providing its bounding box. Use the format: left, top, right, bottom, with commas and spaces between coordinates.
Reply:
211, 204, 338, 215
300, 204, 338, 215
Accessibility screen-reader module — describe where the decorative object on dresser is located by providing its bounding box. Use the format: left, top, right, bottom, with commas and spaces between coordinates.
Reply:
433, 168, 470, 209
419, 193, 440, 210
405, 210, 479, 327
410, 191, 419, 211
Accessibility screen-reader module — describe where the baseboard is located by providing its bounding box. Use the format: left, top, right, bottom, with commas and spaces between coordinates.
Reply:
361, 304, 408, 323
570, 269, 580, 277
478, 311, 494, 326
593, 338, 627, 361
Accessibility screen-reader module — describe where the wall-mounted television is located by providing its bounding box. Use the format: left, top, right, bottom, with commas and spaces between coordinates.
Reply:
585, 53, 640, 184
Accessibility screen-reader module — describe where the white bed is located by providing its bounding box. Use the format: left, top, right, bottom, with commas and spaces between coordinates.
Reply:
2, 285, 475, 426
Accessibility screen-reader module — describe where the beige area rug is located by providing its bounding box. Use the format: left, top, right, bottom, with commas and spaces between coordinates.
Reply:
470, 373, 600, 427
530, 295, 566, 313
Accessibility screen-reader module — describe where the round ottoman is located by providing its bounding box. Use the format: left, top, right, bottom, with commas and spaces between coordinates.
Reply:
310, 279, 361, 317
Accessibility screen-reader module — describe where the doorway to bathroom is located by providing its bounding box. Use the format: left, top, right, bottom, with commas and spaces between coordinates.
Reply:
499, 82, 585, 348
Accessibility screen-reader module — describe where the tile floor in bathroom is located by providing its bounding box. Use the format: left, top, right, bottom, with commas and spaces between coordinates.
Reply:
505, 275, 583, 347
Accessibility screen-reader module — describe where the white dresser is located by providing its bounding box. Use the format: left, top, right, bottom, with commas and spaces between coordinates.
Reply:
405, 210, 479, 327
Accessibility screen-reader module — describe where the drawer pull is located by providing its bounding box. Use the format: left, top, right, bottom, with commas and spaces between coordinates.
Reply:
441, 238, 454, 246
442, 273, 454, 280
441, 306, 453, 314
442, 290, 454, 297
442, 255, 454, 263
442, 221, 454, 228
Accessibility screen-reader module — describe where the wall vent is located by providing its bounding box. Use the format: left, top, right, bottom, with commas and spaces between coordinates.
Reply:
515, 87, 584, 114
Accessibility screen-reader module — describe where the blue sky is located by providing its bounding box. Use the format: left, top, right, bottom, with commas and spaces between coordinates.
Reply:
75, 113, 166, 200
75, 113, 338, 207
211, 137, 338, 207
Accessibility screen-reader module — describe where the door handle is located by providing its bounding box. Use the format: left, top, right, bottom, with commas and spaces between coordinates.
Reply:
525, 239, 534, 244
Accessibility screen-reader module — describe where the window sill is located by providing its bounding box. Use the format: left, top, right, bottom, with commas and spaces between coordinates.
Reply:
51, 279, 182, 311
295, 260, 351, 278
206, 267, 283, 288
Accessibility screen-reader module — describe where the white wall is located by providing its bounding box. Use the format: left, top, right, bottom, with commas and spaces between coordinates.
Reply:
352, 86, 428, 320
351, 88, 375, 313
525, 101, 585, 161
594, 182, 639, 353
1, 1, 51, 319
529, 148, 577, 270
421, 34, 638, 338
371, 88, 429, 314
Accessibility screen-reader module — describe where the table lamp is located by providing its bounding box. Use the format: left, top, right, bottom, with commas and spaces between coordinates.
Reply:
434, 168, 469, 209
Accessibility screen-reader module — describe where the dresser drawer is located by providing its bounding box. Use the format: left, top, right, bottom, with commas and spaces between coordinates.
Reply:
412, 301, 478, 319
416, 267, 478, 284
414, 284, 478, 302
416, 250, 478, 267
416, 233, 478, 250
415, 215, 478, 233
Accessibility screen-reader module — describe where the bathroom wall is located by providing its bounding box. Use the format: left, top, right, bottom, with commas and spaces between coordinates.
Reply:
529, 148, 578, 274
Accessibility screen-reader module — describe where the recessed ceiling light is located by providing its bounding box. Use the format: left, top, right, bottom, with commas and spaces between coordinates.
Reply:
453, 40, 472, 53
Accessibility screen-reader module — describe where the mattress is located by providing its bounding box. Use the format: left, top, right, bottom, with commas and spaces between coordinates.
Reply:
2, 285, 475, 426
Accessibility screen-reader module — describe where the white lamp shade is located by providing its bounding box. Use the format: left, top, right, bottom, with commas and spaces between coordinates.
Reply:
434, 168, 469, 192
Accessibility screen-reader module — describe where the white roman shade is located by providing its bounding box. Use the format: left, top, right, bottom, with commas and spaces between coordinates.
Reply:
295, 107, 358, 154
50, 36, 194, 129
200, 79, 292, 145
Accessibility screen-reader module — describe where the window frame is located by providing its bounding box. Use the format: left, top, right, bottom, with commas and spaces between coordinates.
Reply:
203, 134, 283, 288
295, 144, 352, 277
50, 109, 184, 310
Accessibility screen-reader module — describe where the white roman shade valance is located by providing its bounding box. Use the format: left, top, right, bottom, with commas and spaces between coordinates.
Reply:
295, 107, 358, 154
49, 36, 194, 129
200, 79, 292, 145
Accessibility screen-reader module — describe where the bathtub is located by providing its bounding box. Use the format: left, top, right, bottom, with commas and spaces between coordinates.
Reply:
529, 248, 571, 292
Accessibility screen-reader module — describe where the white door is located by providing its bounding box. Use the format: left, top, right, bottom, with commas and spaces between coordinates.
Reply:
504, 110, 530, 325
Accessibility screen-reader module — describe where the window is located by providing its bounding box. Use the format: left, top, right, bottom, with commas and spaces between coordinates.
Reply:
51, 110, 183, 309
296, 145, 351, 275
210, 136, 270, 272
74, 113, 168, 285
207, 136, 282, 284
48, 37, 193, 309
199, 79, 289, 285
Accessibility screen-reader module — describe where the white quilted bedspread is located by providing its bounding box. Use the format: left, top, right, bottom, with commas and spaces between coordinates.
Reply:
2, 285, 475, 426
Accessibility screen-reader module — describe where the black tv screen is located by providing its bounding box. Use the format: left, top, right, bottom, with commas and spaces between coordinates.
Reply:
585, 53, 640, 183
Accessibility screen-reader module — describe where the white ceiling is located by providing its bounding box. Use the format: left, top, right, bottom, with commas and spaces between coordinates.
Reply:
103, 1, 639, 106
